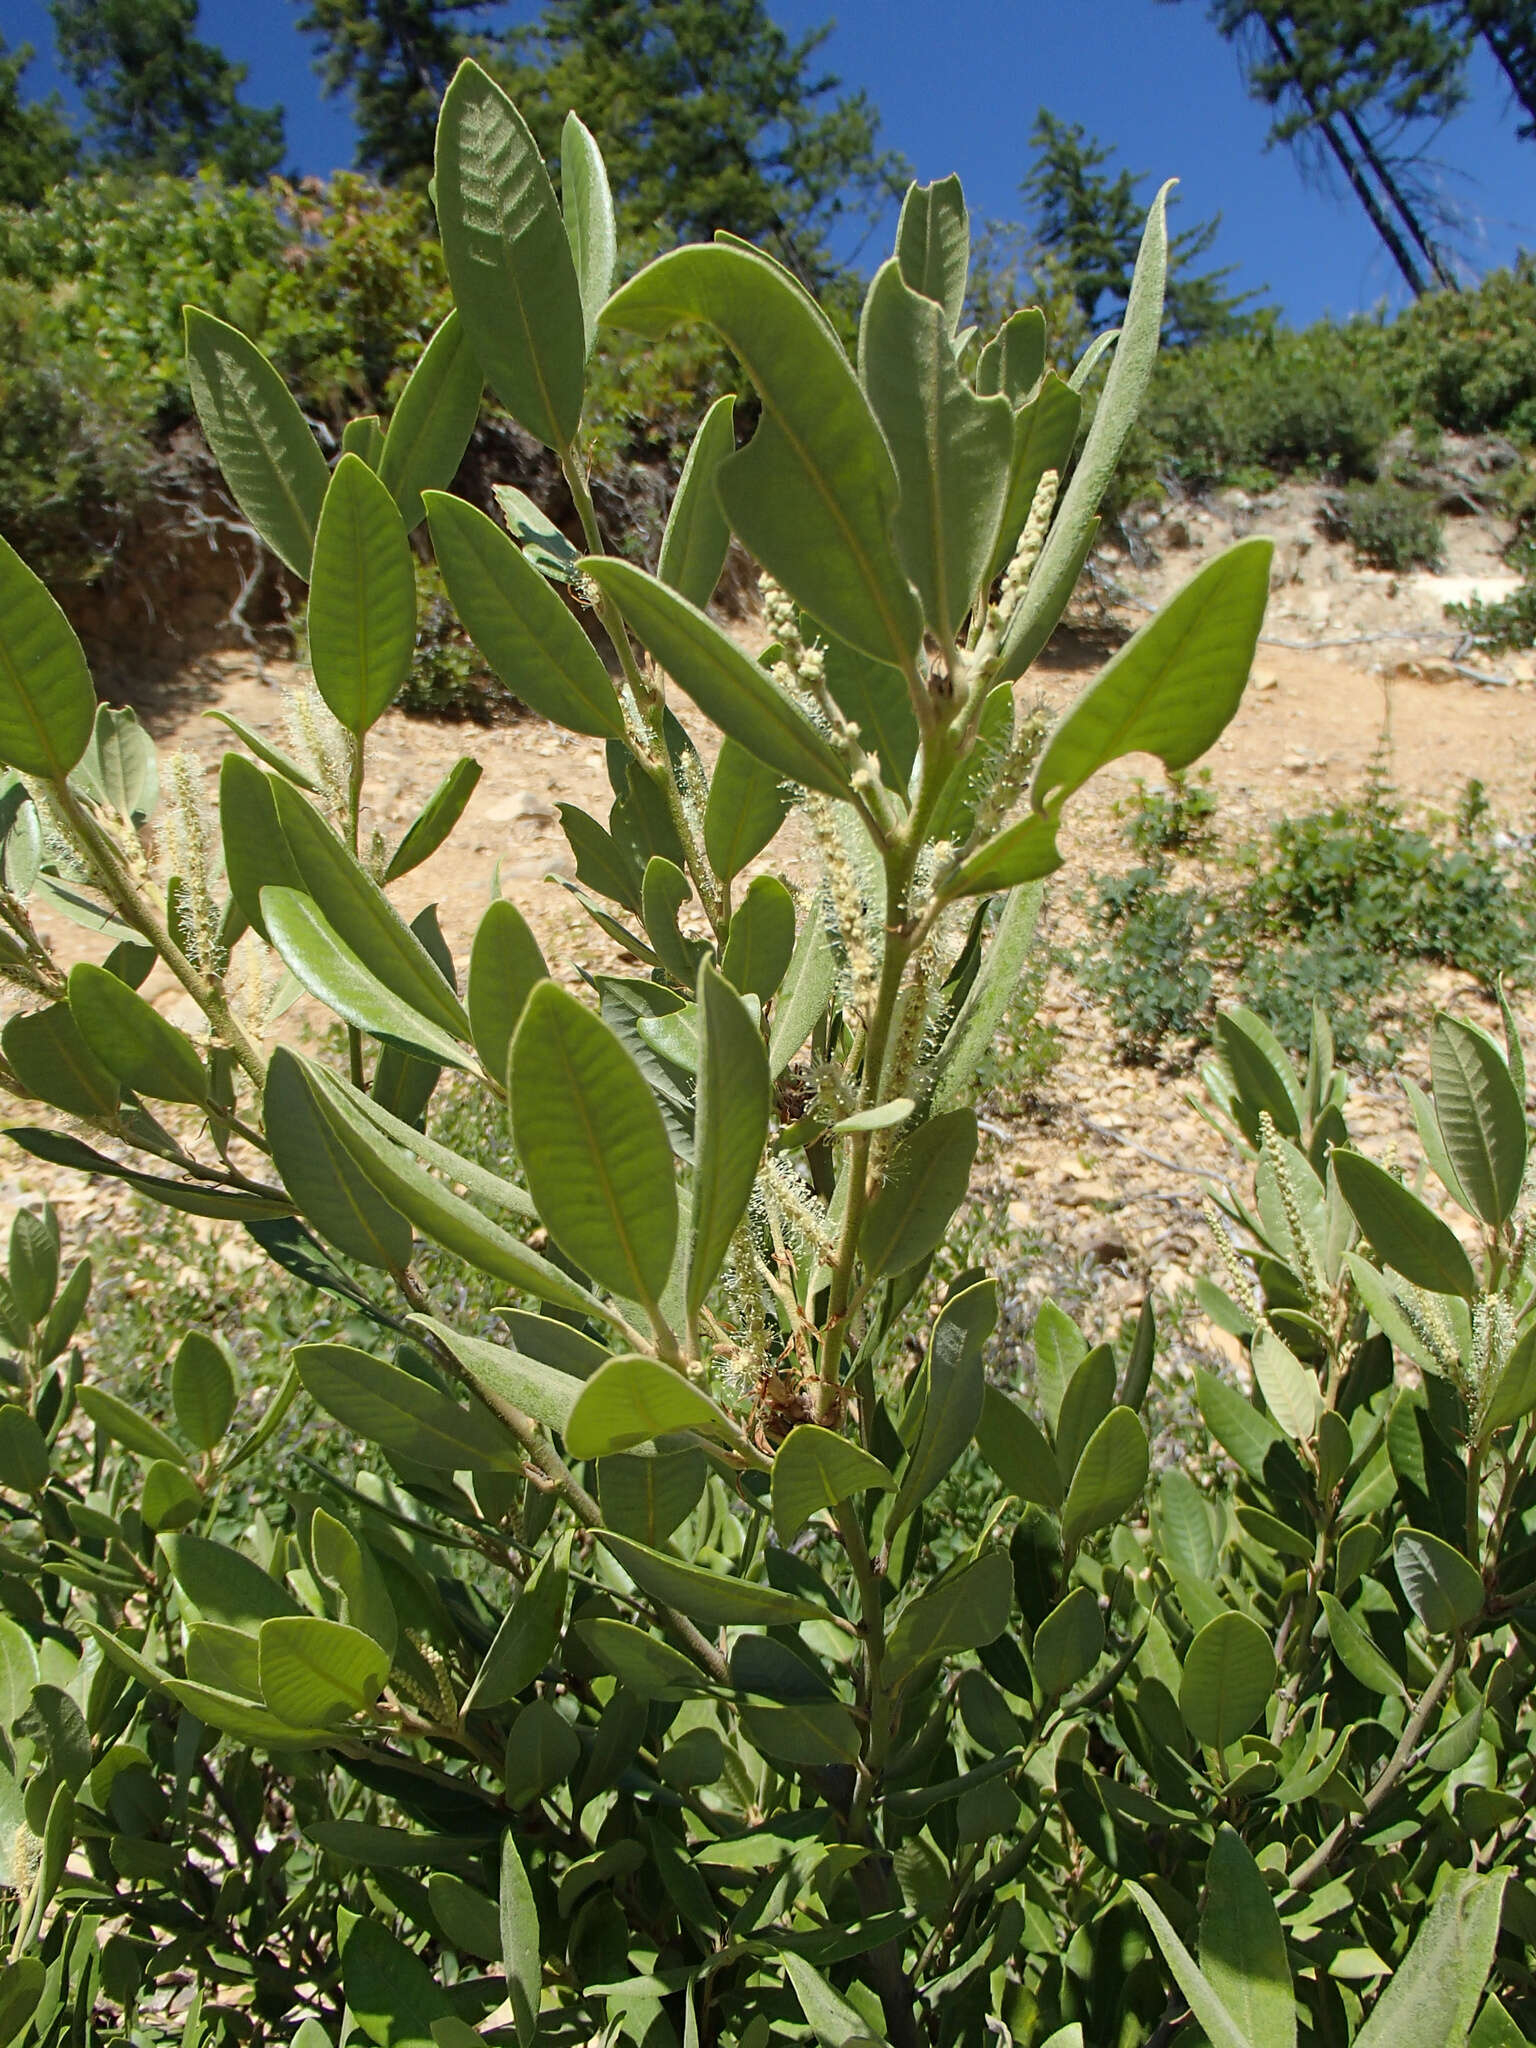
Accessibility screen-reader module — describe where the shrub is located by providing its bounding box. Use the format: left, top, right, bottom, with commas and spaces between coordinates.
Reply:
0, 73, 1528, 2046
1077, 863, 1221, 1055
1321, 473, 1446, 571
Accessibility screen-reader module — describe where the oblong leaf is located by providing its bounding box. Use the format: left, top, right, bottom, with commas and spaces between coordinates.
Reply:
262, 886, 472, 1068
703, 736, 789, 882
687, 963, 769, 1321
860, 1108, 977, 1278
658, 392, 737, 608
425, 492, 624, 739
0, 534, 95, 778
1394, 1527, 1484, 1636
1430, 1012, 1527, 1229
560, 111, 616, 349
467, 897, 548, 1086
564, 1354, 739, 1458
264, 1049, 413, 1272
67, 962, 206, 1105
885, 1549, 1013, 1686
1179, 1610, 1276, 1750
602, 241, 921, 668
434, 60, 586, 453
510, 982, 678, 1306
258, 1616, 388, 1729
184, 306, 329, 580
1059, 1406, 1149, 1551
378, 309, 483, 533
295, 1341, 521, 1472
1333, 1148, 1478, 1299
1032, 1584, 1104, 1696
598, 1529, 819, 1629
2, 1003, 119, 1119
307, 453, 416, 735
771, 1425, 894, 1543
584, 558, 852, 797
719, 876, 795, 1003
1200, 1826, 1297, 2048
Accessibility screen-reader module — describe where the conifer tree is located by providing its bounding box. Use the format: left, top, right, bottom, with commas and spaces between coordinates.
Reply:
50, 0, 285, 182
295, 0, 494, 188
0, 34, 79, 207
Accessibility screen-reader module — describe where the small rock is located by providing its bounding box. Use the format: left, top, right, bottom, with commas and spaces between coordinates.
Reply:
484, 790, 555, 825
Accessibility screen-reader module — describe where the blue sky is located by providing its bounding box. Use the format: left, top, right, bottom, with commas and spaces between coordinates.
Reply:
9, 0, 1534, 323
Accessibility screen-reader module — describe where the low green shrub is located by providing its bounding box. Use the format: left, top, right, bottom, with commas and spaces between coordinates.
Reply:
1321, 474, 1446, 571
1077, 863, 1222, 1055
0, 71, 1529, 2046
1449, 533, 1536, 654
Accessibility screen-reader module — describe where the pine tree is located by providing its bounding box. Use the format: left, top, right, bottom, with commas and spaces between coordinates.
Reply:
0, 34, 79, 207
1020, 109, 1261, 343
497, 0, 908, 282
50, 0, 285, 182
295, 0, 495, 188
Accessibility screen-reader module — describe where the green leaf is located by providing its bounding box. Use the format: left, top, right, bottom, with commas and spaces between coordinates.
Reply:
584, 558, 854, 797
740, 1699, 861, 1767
1055, 1342, 1117, 1485
160, 1532, 300, 1628
771, 1425, 894, 1542
510, 981, 678, 1307
6, 1203, 54, 1325
258, 1615, 388, 1728
1201, 1825, 1297, 2048
268, 776, 472, 1038
860, 1108, 977, 1277
296, 1341, 519, 1472
385, 757, 482, 883
308, 453, 416, 736
1196, 1364, 1283, 1484
599, 1528, 820, 1629
424, 492, 624, 738
5, 1124, 285, 1222
602, 241, 922, 668
703, 737, 788, 882
66, 961, 207, 1105
377, 310, 483, 533
1394, 1527, 1484, 1635
687, 963, 769, 1322
1482, 1322, 1536, 1436
599, 1445, 707, 1545
984, 369, 1083, 584
719, 875, 795, 1002
560, 110, 615, 350
467, 898, 548, 1085
860, 258, 1013, 645
783, 1953, 882, 2048
888, 1275, 994, 1531
818, 627, 918, 791
658, 392, 737, 607
1217, 1006, 1304, 1141
886, 1548, 1013, 1687
2, 1002, 118, 1120
0, 1961, 43, 2048
219, 750, 306, 943
184, 307, 329, 580
1179, 1610, 1276, 1749
434, 60, 585, 452
959, 539, 1272, 893
998, 184, 1170, 683
38, 1252, 89, 1363
1127, 1882, 1253, 2048
264, 1050, 413, 1272
574, 1617, 705, 1700
894, 174, 969, 328
341, 1915, 455, 2048
464, 1534, 570, 1710
263, 887, 472, 1068
1060, 1406, 1148, 1550
1032, 1584, 1103, 1695
930, 885, 1045, 1113
171, 1331, 236, 1451
77, 1382, 187, 1466
976, 1384, 1061, 1509
1319, 1591, 1406, 1699
1353, 1869, 1510, 2048
74, 702, 158, 821
564, 1354, 738, 1458
408, 1316, 580, 1438
1431, 1012, 1527, 1228
1252, 1328, 1322, 1443
0, 1405, 48, 1493
641, 855, 702, 985
504, 1696, 580, 1805
976, 307, 1048, 404
498, 1834, 542, 2047
1333, 1149, 1478, 1298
